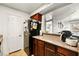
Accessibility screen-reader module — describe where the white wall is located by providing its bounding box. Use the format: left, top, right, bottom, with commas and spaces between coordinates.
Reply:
42, 4, 79, 35
0, 5, 29, 55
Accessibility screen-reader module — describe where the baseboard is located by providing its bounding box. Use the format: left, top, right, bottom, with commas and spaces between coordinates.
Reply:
9, 49, 21, 54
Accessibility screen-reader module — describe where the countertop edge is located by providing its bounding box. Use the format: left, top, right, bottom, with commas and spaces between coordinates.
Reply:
33, 36, 79, 53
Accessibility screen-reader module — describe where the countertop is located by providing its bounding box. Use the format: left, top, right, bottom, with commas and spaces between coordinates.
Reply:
33, 35, 79, 53
43, 33, 61, 36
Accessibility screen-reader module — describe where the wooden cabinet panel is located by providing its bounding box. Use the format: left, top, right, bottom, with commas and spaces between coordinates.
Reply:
57, 47, 78, 56
33, 39, 38, 56
45, 42, 56, 53
33, 44, 38, 56
56, 53, 64, 56
37, 40, 45, 56
38, 44, 45, 56
33, 39, 45, 56
45, 42, 56, 56
45, 47, 56, 56
33, 39, 37, 44
38, 40, 44, 45
30, 13, 42, 21
33, 38, 78, 56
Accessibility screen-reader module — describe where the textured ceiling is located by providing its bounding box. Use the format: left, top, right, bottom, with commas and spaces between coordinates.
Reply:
1, 3, 47, 14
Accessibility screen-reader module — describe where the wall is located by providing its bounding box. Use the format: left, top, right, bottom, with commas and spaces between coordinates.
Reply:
0, 5, 29, 55
42, 4, 79, 35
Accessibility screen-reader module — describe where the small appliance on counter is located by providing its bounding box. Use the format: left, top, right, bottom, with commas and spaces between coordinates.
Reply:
60, 30, 72, 42
60, 30, 79, 47
65, 36, 78, 47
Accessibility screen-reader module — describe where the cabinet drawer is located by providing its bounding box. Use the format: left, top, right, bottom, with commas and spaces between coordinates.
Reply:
45, 47, 56, 56
57, 47, 78, 56
38, 40, 44, 45
45, 42, 56, 52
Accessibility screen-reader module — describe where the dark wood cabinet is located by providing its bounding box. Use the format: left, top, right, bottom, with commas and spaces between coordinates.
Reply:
38, 44, 45, 56
33, 39, 45, 56
30, 13, 42, 21
45, 42, 56, 53
45, 42, 56, 56
33, 44, 38, 56
56, 52, 64, 56
37, 40, 45, 56
45, 47, 56, 56
33, 38, 78, 56
57, 47, 78, 56
33, 39, 38, 56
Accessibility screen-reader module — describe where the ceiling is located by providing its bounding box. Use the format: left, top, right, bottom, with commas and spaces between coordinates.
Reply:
0, 3, 73, 15
40, 3, 72, 14
0, 3, 47, 14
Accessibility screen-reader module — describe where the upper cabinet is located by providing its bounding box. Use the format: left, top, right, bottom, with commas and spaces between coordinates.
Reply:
30, 13, 42, 21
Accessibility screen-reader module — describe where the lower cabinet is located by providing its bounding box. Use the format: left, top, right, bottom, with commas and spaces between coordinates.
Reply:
57, 47, 78, 56
33, 38, 78, 56
45, 42, 56, 56
45, 47, 56, 56
33, 44, 38, 56
38, 44, 45, 56
33, 38, 45, 56
33, 39, 38, 56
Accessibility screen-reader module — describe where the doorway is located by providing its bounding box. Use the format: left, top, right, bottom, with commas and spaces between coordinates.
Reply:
7, 15, 23, 53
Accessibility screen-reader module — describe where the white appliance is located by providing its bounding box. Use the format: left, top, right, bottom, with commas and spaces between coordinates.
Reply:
65, 37, 78, 47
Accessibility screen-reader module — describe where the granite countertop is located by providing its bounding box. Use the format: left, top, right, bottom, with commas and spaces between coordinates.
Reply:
33, 35, 79, 53
43, 33, 61, 36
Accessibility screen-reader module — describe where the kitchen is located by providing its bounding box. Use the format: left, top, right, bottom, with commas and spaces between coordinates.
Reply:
0, 3, 79, 56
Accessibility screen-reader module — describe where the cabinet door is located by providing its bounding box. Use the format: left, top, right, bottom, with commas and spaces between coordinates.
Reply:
33, 44, 38, 56
37, 40, 45, 56
45, 42, 56, 53
30, 13, 42, 21
38, 44, 45, 56
45, 47, 56, 56
57, 47, 78, 56
33, 39, 38, 56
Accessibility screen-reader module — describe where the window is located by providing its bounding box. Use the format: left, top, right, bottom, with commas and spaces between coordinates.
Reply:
45, 20, 53, 33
